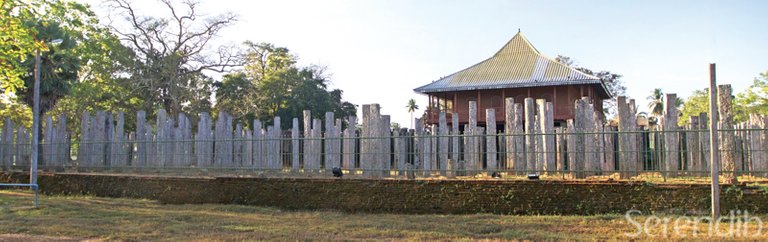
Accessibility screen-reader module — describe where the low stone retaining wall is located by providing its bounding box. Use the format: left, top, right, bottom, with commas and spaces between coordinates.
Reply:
2, 172, 767, 215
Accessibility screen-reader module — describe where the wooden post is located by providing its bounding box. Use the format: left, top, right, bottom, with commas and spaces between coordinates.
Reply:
709, 63, 721, 219
486, 108, 497, 175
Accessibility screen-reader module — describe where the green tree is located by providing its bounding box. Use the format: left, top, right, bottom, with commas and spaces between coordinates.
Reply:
0, 0, 39, 93
406, 98, 419, 128
215, 42, 356, 130
647, 88, 665, 118
556, 55, 626, 120
736, 71, 768, 118
106, 0, 240, 118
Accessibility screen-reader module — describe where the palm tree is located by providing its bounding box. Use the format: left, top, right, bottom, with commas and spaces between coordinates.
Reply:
647, 88, 665, 118
406, 99, 419, 128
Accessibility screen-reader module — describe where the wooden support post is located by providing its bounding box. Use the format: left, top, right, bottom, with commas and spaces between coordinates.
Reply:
709, 63, 721, 219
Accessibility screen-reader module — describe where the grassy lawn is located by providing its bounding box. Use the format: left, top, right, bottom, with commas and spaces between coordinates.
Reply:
1, 190, 766, 241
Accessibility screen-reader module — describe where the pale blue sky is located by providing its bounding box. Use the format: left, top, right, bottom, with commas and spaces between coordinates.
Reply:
85, 0, 768, 127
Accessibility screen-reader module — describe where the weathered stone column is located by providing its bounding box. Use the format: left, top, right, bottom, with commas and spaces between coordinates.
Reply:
486, 108, 497, 175
524, 98, 536, 173
663, 93, 680, 178
438, 111, 448, 176
468, 100, 478, 175
343, 116, 357, 170
718, 85, 738, 184
292, 118, 300, 170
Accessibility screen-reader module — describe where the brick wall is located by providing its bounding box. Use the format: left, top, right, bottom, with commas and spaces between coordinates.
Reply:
2, 172, 766, 215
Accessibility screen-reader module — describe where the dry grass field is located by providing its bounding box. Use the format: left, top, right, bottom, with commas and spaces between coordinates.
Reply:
1, 189, 766, 241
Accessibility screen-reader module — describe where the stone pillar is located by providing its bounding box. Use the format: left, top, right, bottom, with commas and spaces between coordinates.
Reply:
292, 118, 300, 170
468, 100, 478, 175
438, 111, 448, 176
718, 85, 737, 184
486, 108, 497, 175
663, 93, 680, 178
524, 98, 536, 173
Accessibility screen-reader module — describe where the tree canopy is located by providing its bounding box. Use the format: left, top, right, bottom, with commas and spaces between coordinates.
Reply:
215, 42, 356, 130
0, 0, 358, 136
556, 55, 627, 120
679, 72, 768, 125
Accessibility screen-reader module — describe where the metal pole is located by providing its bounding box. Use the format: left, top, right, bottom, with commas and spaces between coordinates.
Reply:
708, 63, 720, 219
31, 48, 41, 185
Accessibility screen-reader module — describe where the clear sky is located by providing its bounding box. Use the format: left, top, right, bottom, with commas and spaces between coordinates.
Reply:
83, 0, 768, 128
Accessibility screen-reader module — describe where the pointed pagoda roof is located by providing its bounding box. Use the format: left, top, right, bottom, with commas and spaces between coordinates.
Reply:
414, 31, 611, 97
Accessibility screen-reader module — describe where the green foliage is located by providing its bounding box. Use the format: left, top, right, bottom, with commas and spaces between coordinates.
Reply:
105, 0, 239, 119
647, 88, 664, 118
679, 88, 709, 125
736, 71, 768, 118
215, 42, 356, 130
680, 72, 768, 125
555, 55, 626, 120
0, 94, 32, 128
0, 0, 42, 93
